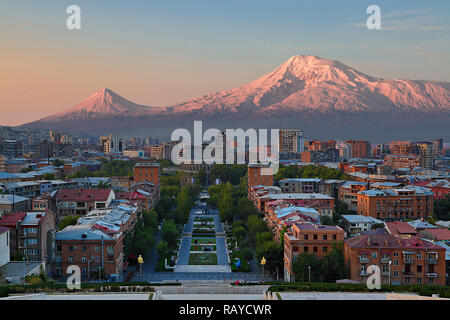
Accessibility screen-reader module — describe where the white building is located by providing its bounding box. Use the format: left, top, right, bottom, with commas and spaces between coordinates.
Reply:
0, 226, 10, 267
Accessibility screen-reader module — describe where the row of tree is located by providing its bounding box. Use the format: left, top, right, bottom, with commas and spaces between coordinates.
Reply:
274, 164, 350, 181
292, 243, 348, 282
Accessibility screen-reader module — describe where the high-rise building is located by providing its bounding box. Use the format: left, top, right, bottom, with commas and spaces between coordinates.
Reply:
99, 135, 125, 154
433, 138, 443, 157
346, 140, 371, 159
413, 142, 435, 170
279, 129, 304, 154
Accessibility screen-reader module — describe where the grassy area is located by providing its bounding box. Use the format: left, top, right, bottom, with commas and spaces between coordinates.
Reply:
188, 253, 218, 265
229, 250, 251, 272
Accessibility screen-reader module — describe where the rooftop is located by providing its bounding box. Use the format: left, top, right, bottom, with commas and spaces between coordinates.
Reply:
0, 194, 30, 205
385, 221, 418, 235
345, 234, 445, 250
260, 193, 333, 200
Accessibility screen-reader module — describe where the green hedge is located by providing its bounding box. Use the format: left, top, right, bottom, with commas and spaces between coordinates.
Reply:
266, 282, 450, 297
0, 286, 8, 298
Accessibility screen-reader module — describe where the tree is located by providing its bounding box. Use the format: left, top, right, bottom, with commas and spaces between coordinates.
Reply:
42, 173, 55, 180
292, 252, 322, 282
247, 215, 268, 243
156, 240, 169, 258
195, 168, 207, 186
236, 197, 257, 221
233, 226, 247, 242
132, 229, 155, 256
219, 183, 234, 223
434, 196, 450, 221
58, 215, 81, 230
321, 215, 334, 225
176, 187, 192, 225
242, 247, 253, 261
162, 220, 179, 249
255, 240, 283, 274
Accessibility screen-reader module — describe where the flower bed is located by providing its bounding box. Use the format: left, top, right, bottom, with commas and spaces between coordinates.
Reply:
192, 237, 216, 245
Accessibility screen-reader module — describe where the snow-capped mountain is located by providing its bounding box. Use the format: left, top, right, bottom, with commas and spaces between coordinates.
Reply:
22, 55, 450, 140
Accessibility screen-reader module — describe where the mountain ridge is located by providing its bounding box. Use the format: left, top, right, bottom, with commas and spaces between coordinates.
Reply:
21, 54, 450, 140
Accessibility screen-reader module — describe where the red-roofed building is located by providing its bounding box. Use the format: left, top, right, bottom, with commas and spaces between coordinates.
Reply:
344, 234, 446, 286
55, 189, 115, 219
420, 228, 450, 244
284, 222, 344, 282
385, 221, 418, 236
0, 211, 26, 257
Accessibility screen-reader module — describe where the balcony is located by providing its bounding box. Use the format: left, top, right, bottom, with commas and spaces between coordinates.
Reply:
360, 271, 370, 276
427, 258, 437, 264
381, 271, 390, 276
402, 270, 414, 277
359, 257, 369, 263
403, 257, 413, 264
426, 273, 438, 278
381, 258, 391, 264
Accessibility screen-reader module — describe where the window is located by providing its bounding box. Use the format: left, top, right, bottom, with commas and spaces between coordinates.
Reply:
323, 235, 327, 240
393, 252, 399, 257
393, 271, 399, 277
323, 246, 328, 253
68, 256, 74, 262
417, 277, 422, 284
82, 267, 87, 274
405, 277, 410, 283
393, 259, 399, 266
372, 252, 377, 259
304, 246, 309, 252
313, 246, 318, 252
82, 246, 87, 252
332, 234, 337, 240
82, 256, 87, 262
95, 246, 100, 252
304, 235, 308, 240
429, 278, 434, 284
416, 253, 422, 259
417, 265, 422, 273
313, 235, 318, 240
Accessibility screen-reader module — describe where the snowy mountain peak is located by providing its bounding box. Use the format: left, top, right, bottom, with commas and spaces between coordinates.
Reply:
43, 88, 152, 121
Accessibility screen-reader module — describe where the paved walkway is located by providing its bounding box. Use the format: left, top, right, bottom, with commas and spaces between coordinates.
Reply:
175, 205, 231, 273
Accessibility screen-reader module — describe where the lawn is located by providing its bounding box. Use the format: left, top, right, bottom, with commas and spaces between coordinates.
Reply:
188, 253, 218, 265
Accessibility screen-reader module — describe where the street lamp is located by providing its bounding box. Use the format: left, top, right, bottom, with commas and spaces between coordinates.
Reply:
138, 255, 144, 281
388, 260, 392, 285
260, 257, 266, 284
308, 266, 311, 283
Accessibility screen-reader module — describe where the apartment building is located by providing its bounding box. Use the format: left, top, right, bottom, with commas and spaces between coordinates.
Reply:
55, 225, 123, 280
0, 194, 30, 213
279, 129, 304, 154
133, 162, 160, 187
55, 189, 115, 218
279, 178, 321, 193
344, 234, 446, 286
0, 211, 26, 257
247, 163, 274, 188
384, 154, 421, 170
356, 187, 434, 220
341, 215, 385, 237
284, 222, 344, 282
18, 210, 56, 263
